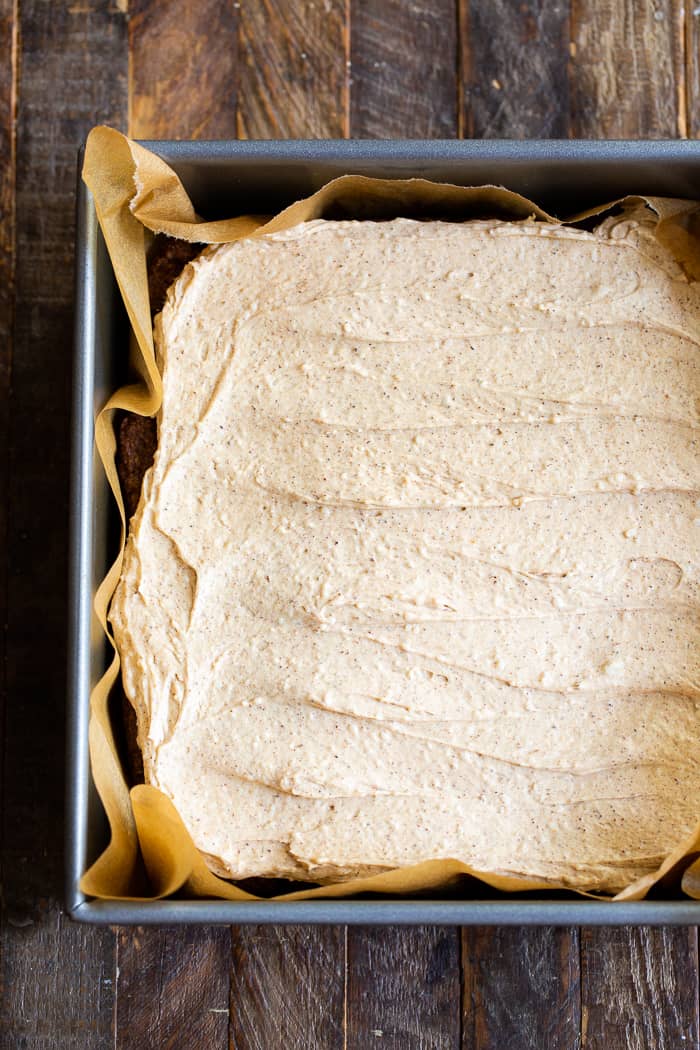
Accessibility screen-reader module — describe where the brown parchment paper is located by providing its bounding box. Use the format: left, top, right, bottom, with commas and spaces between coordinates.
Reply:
79, 124, 700, 903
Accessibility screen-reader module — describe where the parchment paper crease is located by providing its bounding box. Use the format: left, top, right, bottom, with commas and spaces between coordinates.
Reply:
79, 125, 700, 902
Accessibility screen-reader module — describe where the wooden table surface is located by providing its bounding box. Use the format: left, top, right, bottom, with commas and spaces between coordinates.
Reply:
1, 1, 699, 1047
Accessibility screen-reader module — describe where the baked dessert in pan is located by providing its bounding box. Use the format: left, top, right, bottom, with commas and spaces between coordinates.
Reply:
112, 209, 699, 893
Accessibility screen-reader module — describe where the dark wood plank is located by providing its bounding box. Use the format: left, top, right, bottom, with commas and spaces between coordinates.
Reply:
459, 0, 570, 137
570, 5, 697, 1046
462, 927, 580, 1050
129, 0, 239, 139
349, 0, 457, 137
0, 916, 115, 1050
230, 925, 346, 1050
456, 12, 583, 1048
685, 2, 700, 138
121, 15, 244, 1049
0, 10, 12, 1026
346, 926, 461, 1050
115, 927, 231, 1049
0, 0, 14, 350
581, 927, 700, 1050
346, 14, 461, 1043
0, 0, 127, 1047
231, 8, 350, 1028
237, 0, 348, 138
570, 0, 685, 137
0, 0, 15, 778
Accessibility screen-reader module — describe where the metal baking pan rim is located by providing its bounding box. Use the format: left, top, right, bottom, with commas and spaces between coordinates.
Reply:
69, 899, 700, 926
67, 138, 700, 924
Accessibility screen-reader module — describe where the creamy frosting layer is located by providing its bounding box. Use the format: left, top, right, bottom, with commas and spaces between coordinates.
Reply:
110, 210, 700, 893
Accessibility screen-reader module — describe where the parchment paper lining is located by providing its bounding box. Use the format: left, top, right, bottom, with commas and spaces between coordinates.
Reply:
79, 125, 700, 902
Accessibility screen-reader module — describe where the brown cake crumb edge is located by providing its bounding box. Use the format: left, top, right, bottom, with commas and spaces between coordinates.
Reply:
114, 235, 203, 786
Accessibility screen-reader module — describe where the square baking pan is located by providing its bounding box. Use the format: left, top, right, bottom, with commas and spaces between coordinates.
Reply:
68, 139, 700, 924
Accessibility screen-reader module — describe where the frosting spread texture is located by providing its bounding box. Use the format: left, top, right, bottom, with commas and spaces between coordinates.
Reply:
110, 211, 700, 892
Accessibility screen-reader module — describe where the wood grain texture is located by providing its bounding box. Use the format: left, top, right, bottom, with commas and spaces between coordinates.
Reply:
346, 927, 461, 1050
0, 0, 15, 819
581, 927, 700, 1050
129, 0, 239, 139
462, 928, 580, 1050
449, 0, 587, 991
349, 0, 457, 137
459, 0, 570, 137
237, 0, 348, 137
0, 915, 115, 1050
230, 925, 345, 1050
122, 18, 242, 1049
569, 0, 685, 137
685, 2, 700, 138
0, 0, 14, 375
1, 6, 698, 1050
0, 0, 127, 1045
116, 927, 231, 1049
